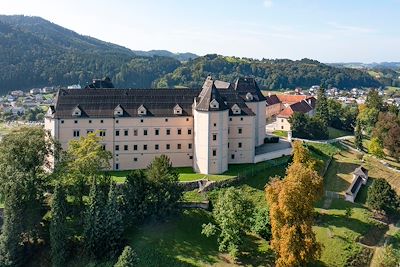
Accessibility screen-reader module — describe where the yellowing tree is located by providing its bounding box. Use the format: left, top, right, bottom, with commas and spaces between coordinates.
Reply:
266, 142, 323, 267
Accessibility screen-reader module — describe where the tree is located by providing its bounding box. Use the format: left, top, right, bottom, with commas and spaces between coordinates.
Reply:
315, 87, 329, 125
266, 142, 323, 267
369, 137, 385, 159
114, 246, 138, 267
354, 120, 363, 150
0, 127, 55, 243
366, 89, 383, 111
252, 207, 272, 240
50, 183, 68, 267
373, 112, 400, 161
289, 113, 328, 140
0, 181, 24, 267
123, 170, 151, 224
83, 177, 108, 259
146, 155, 182, 218
61, 133, 112, 209
367, 178, 398, 214
358, 107, 379, 135
202, 187, 254, 261
104, 183, 124, 258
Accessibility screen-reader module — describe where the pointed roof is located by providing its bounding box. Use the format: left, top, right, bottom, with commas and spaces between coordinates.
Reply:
196, 76, 228, 111
234, 77, 266, 101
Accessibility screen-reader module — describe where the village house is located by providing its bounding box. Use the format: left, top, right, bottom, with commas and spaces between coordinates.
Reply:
45, 77, 267, 174
265, 94, 316, 131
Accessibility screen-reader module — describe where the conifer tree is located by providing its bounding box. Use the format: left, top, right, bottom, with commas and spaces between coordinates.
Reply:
50, 183, 68, 267
83, 177, 107, 259
0, 183, 24, 267
315, 87, 329, 126
354, 120, 363, 150
114, 246, 138, 267
104, 183, 124, 258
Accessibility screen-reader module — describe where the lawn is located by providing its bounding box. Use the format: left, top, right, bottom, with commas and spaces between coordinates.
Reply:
108, 157, 291, 184
126, 209, 274, 266
272, 130, 288, 138
328, 127, 352, 139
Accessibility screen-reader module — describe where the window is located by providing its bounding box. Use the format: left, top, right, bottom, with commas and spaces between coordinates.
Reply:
87, 130, 93, 134
228, 143, 230, 148
99, 130, 106, 137
188, 129, 192, 135
115, 120, 119, 124
281, 119, 284, 123
177, 129, 182, 135
100, 120, 104, 123
229, 118, 232, 121
155, 144, 159, 150
115, 163, 119, 170
281, 126, 284, 130
189, 155, 193, 159
133, 157, 138, 162
186, 118, 189, 122
213, 123, 216, 127
177, 144, 181, 149
143, 145, 147, 150
61, 120, 64, 124
133, 145, 138, 151
166, 144, 170, 150
212, 149, 217, 157
238, 142, 242, 148
240, 117, 243, 121
73, 130, 80, 137
124, 130, 128, 136
165, 118, 168, 122
155, 129, 159, 135
188, 143, 192, 149
238, 128, 242, 134
115, 145, 119, 151
133, 129, 138, 136
231, 154, 235, 159
74, 120, 78, 124
88, 120, 92, 124
143, 129, 148, 136
212, 134, 217, 141
101, 144, 106, 150
115, 130, 120, 136
228, 128, 230, 134
140, 119, 144, 123
124, 145, 128, 151
166, 129, 171, 135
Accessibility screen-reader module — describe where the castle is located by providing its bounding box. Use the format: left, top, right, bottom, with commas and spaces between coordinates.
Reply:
45, 77, 266, 174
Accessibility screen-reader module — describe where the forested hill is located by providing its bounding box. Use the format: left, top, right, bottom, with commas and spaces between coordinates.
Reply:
154, 55, 382, 90
0, 15, 382, 94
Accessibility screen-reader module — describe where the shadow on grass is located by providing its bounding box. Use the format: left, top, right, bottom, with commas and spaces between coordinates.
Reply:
238, 234, 275, 266
316, 213, 372, 237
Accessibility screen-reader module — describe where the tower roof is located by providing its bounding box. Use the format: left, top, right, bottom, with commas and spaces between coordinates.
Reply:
195, 76, 229, 111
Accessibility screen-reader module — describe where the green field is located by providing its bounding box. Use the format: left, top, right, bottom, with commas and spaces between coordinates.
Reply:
272, 130, 288, 138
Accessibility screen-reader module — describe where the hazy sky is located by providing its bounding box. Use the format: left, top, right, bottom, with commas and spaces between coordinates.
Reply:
1, 0, 399, 62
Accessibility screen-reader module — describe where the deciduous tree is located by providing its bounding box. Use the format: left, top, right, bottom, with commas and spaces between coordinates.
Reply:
367, 178, 398, 215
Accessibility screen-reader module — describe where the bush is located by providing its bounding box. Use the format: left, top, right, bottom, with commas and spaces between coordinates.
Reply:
264, 137, 280, 143
367, 178, 399, 214
252, 207, 272, 240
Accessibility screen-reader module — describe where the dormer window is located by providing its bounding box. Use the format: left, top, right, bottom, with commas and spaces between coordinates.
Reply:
246, 92, 253, 101
231, 104, 241, 115
72, 106, 81, 117
210, 99, 219, 109
138, 105, 147, 116
114, 105, 124, 117
173, 104, 183, 115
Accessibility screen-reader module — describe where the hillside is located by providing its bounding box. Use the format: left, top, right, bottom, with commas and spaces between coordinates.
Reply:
155, 55, 382, 90
0, 15, 383, 93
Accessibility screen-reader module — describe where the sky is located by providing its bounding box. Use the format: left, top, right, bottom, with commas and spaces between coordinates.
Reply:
1, 0, 399, 63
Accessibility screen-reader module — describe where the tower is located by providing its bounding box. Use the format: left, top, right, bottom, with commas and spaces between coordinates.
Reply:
193, 77, 229, 174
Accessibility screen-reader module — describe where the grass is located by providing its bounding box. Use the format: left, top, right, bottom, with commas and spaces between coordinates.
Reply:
272, 130, 288, 138
108, 157, 291, 184
126, 209, 274, 266
314, 199, 376, 267
328, 127, 352, 139
182, 190, 208, 202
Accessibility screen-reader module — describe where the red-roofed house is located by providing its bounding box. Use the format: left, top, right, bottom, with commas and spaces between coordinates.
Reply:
265, 94, 316, 131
